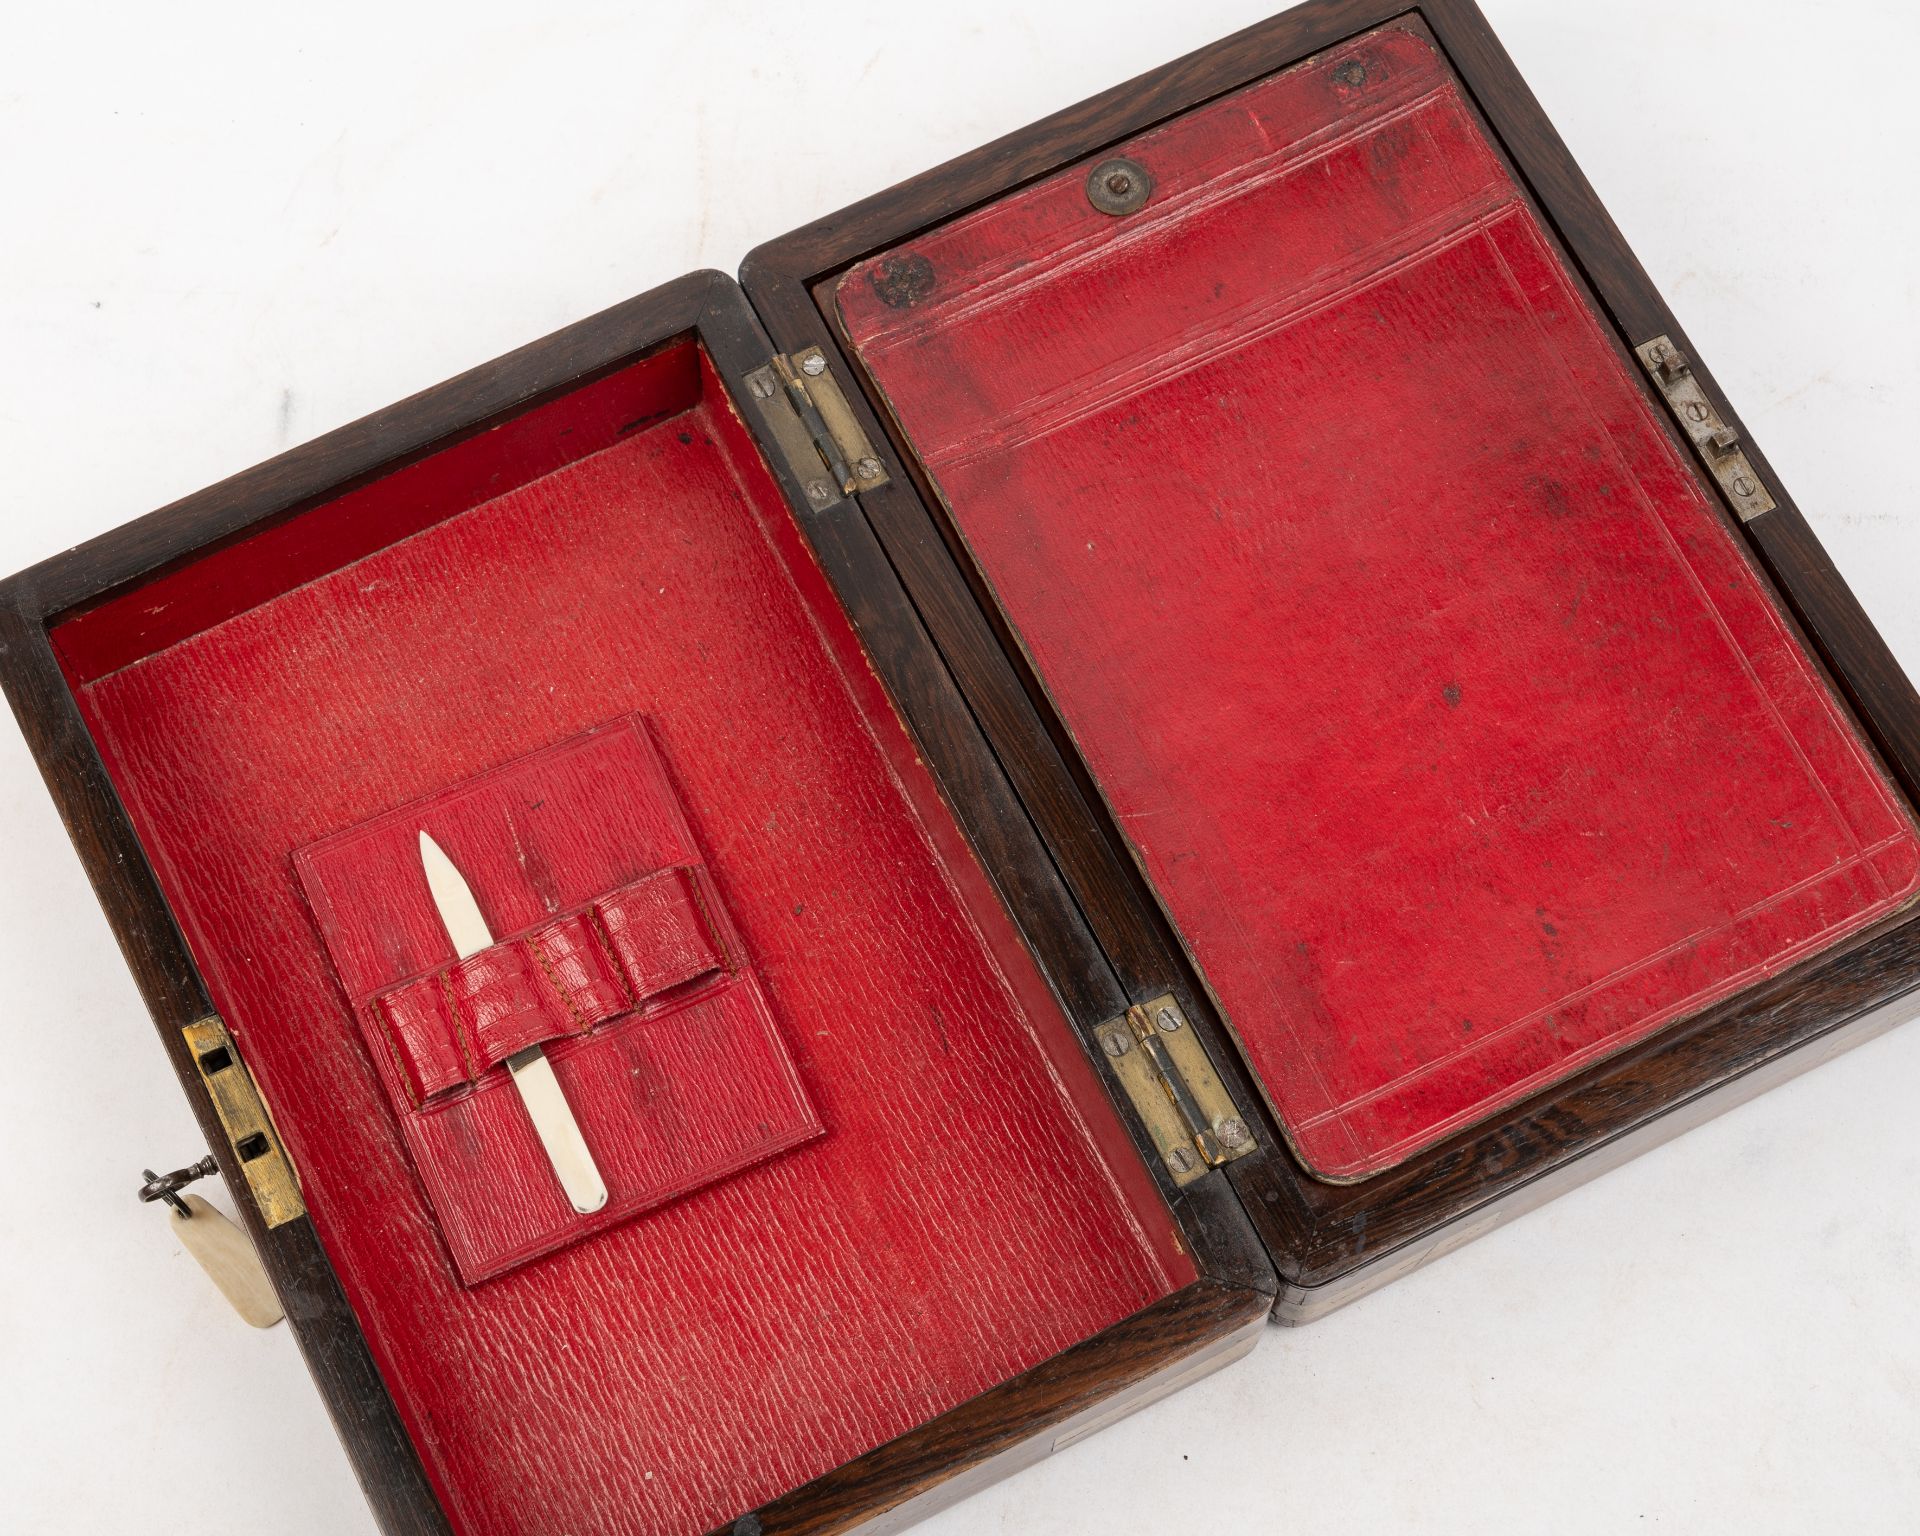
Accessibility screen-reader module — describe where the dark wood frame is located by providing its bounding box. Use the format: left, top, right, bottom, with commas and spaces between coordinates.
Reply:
5, 1, 1917, 1532
740, 0, 1920, 1322
0, 270, 1274, 1535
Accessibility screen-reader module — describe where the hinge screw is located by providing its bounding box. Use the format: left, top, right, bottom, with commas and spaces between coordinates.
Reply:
855, 456, 883, 481
1648, 342, 1692, 384
1155, 1006, 1184, 1032
1166, 1146, 1197, 1174
747, 372, 777, 400
1101, 1030, 1132, 1058
800, 353, 828, 377
1217, 1117, 1250, 1149
805, 480, 835, 509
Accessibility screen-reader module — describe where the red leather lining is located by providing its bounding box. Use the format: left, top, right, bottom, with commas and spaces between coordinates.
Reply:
835, 20, 1920, 1180
66, 343, 1190, 1534
52, 346, 705, 684
296, 718, 820, 1284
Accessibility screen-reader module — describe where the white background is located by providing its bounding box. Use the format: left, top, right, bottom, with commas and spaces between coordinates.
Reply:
1, 2, 1916, 1531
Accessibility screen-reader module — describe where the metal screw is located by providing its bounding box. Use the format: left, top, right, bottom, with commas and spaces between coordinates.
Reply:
747, 372, 777, 399
1086, 156, 1151, 216
805, 480, 835, 509
1166, 1146, 1197, 1174
1732, 475, 1756, 498
1101, 1030, 1132, 1058
1217, 1117, 1250, 1149
855, 456, 883, 480
1155, 1006, 1184, 1032
1684, 400, 1709, 424
800, 353, 827, 377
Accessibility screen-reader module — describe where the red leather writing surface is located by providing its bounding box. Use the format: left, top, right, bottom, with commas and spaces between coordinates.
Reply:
296, 718, 822, 1284
836, 22, 1920, 1180
69, 345, 1190, 1535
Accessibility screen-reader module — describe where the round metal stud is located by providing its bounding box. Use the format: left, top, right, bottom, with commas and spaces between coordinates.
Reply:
855, 456, 883, 481
800, 353, 828, 377
1086, 156, 1152, 217
868, 252, 937, 310
804, 480, 836, 509
1217, 1117, 1250, 1150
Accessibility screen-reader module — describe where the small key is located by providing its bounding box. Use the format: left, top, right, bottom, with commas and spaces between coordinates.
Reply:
140, 1161, 284, 1329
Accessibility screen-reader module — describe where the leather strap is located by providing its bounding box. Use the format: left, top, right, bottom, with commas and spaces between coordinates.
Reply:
375, 866, 726, 1104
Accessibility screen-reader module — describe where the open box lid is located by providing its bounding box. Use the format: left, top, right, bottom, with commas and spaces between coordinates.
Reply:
740, 1, 1920, 1289
757, 14, 1920, 1183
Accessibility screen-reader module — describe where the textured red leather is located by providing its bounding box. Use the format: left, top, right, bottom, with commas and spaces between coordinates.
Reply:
835, 21, 1920, 1180
443, 940, 568, 1067
68, 344, 1190, 1535
51, 345, 706, 682
599, 866, 729, 999
529, 906, 640, 1022
296, 718, 819, 1283
361, 872, 725, 1088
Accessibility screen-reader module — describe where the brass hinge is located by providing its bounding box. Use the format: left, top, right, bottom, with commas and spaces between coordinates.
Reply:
181, 1016, 305, 1228
1635, 335, 1776, 522
1094, 994, 1257, 1187
742, 347, 890, 511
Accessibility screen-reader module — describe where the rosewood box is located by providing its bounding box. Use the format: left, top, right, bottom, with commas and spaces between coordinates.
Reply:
6, 4, 1917, 1533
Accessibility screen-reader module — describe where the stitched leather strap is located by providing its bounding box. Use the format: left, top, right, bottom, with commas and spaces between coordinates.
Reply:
375, 866, 726, 1103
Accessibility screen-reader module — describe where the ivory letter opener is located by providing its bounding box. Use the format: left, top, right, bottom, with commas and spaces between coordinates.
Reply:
418, 830, 609, 1214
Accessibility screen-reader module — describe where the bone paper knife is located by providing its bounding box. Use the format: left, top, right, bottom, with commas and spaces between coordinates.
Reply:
418, 830, 609, 1214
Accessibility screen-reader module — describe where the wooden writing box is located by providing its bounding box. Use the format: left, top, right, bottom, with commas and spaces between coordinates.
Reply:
4, 3, 1916, 1532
